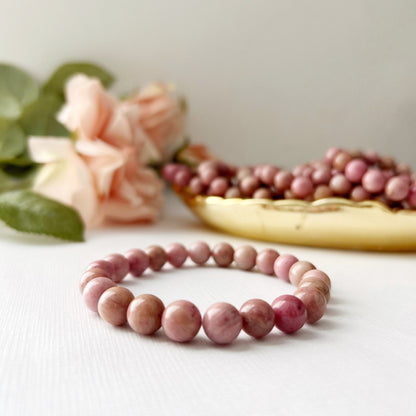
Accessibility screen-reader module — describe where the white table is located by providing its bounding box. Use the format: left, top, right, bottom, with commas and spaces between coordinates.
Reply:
1, 192, 415, 416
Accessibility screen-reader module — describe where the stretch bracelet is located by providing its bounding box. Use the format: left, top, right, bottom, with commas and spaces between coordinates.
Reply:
80, 242, 331, 345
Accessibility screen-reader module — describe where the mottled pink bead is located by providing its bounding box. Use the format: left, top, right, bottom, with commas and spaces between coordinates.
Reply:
127, 294, 164, 335
83, 277, 116, 313
294, 287, 327, 324
146, 245, 167, 271
188, 241, 211, 265
260, 165, 279, 185
240, 176, 260, 196
350, 186, 370, 202
212, 242, 234, 267
225, 187, 242, 198
289, 261, 315, 286
256, 249, 279, 275
199, 168, 218, 186
87, 259, 114, 279
208, 177, 228, 196
236, 167, 253, 181
345, 159, 368, 183
313, 185, 333, 200
240, 299, 275, 339
408, 186, 416, 208
397, 162, 411, 174
253, 188, 273, 199
162, 300, 201, 343
362, 169, 386, 193
301, 269, 331, 289
291, 177, 313, 198
125, 248, 149, 277
197, 160, 220, 175
174, 169, 192, 188
364, 150, 379, 164
312, 166, 331, 185
166, 243, 188, 268
385, 177, 409, 201
333, 151, 352, 172
234, 245, 257, 271
273, 254, 298, 282
274, 170, 294, 191
98, 286, 134, 326
79, 268, 108, 293
272, 295, 307, 334
161, 164, 182, 182
188, 177, 205, 195
203, 302, 242, 344
329, 174, 352, 195
325, 147, 341, 162
104, 253, 129, 283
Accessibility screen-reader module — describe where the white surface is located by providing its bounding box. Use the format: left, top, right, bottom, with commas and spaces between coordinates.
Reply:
0, 193, 415, 416
1, 0, 416, 167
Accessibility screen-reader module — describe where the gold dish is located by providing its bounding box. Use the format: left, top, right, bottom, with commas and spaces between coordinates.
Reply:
177, 191, 416, 251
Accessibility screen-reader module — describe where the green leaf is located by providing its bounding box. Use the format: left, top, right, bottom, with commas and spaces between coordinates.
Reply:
0, 119, 26, 161
0, 190, 84, 241
0, 165, 36, 192
43, 62, 114, 98
19, 94, 70, 137
0, 63, 39, 119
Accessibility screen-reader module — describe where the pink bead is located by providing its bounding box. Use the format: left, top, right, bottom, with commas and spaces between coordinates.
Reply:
260, 165, 279, 185
385, 177, 409, 201
272, 295, 307, 334
362, 169, 386, 193
208, 177, 228, 196
325, 147, 341, 162
87, 259, 114, 279
174, 169, 192, 188
161, 164, 181, 182
364, 150, 379, 164
350, 186, 370, 202
345, 159, 368, 183
83, 277, 116, 313
256, 249, 279, 275
203, 302, 242, 345
240, 176, 260, 196
291, 177, 313, 198
224, 187, 242, 198
329, 174, 352, 195
125, 249, 149, 277
289, 261, 315, 286
333, 151, 352, 172
199, 168, 218, 186
253, 188, 272, 199
234, 245, 257, 271
79, 268, 108, 293
301, 269, 331, 289
188, 241, 211, 265
274, 170, 294, 191
274, 254, 298, 282
104, 253, 129, 283
236, 167, 253, 181
188, 177, 205, 195
212, 242, 234, 267
127, 294, 165, 335
98, 287, 134, 326
313, 185, 333, 200
146, 245, 167, 271
162, 300, 201, 343
166, 243, 188, 268
312, 167, 331, 185
240, 299, 275, 339
408, 186, 416, 208
294, 287, 327, 324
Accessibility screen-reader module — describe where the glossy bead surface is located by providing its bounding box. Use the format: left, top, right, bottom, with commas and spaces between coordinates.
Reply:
104, 253, 130, 283
234, 245, 257, 271
125, 249, 149, 277
166, 243, 188, 268
98, 286, 134, 326
203, 302, 242, 345
273, 254, 298, 282
80, 268, 108, 293
299, 276, 331, 302
256, 249, 279, 275
127, 294, 165, 335
271, 295, 307, 334
87, 259, 114, 279
240, 299, 275, 339
146, 245, 167, 271
294, 287, 327, 324
162, 300, 201, 342
188, 241, 211, 265
289, 261, 315, 286
83, 277, 116, 312
212, 242, 234, 267
301, 269, 331, 288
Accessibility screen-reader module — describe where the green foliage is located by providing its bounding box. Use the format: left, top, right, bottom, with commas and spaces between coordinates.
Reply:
0, 119, 26, 161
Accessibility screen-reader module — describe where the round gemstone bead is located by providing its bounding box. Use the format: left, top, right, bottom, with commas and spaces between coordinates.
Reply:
212, 242, 234, 267
345, 159, 368, 183
188, 241, 211, 265
162, 300, 202, 343
329, 174, 352, 195
208, 177, 229, 196
83, 277, 116, 313
125, 249, 149, 277
104, 253, 130, 283
203, 302, 242, 345
274, 170, 294, 191
294, 287, 327, 324
271, 295, 307, 334
234, 245, 257, 271
166, 243, 188, 268
301, 269, 331, 288
362, 169, 386, 193
385, 177, 410, 201
127, 294, 165, 335
87, 259, 114, 279
350, 186, 370, 202
273, 254, 298, 282
240, 299, 275, 339
291, 177, 313, 198
256, 249, 279, 275
299, 275, 331, 302
80, 268, 108, 293
98, 286, 134, 326
146, 245, 167, 271
313, 185, 333, 200
289, 261, 315, 286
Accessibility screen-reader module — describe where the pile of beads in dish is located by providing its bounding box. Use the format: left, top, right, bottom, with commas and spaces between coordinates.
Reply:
80, 242, 331, 345
162, 147, 416, 209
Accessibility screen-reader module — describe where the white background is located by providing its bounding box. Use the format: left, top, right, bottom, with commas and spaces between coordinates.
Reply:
1, 1, 416, 415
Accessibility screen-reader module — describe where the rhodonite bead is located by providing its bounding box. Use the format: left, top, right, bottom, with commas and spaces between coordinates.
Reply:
274, 170, 294, 191
291, 177, 313, 198
313, 185, 333, 200
362, 169, 386, 193
385, 177, 410, 201
350, 186, 370, 202
83, 277, 116, 312
146, 245, 167, 271
104, 253, 130, 283
80, 268, 108, 293
301, 269, 331, 288
289, 261, 315, 286
87, 259, 114, 279
256, 249, 279, 275
162, 300, 202, 342
260, 165, 279, 185
253, 188, 272, 199
240, 299, 275, 339
203, 302, 242, 344
312, 167, 331, 185
240, 176, 260, 196
273, 254, 298, 282
166, 243, 188, 268
125, 249, 149, 277
174, 169, 192, 188
162, 164, 181, 182
225, 187, 241, 198
234, 245, 257, 271
329, 174, 352, 195
212, 242, 234, 267
299, 276, 330, 302
127, 294, 165, 335
294, 287, 326, 324
332, 151, 352, 172
189, 177, 205, 195
98, 286, 134, 326
325, 147, 341, 162
208, 177, 228, 196
188, 241, 211, 265
272, 295, 307, 334
345, 159, 368, 183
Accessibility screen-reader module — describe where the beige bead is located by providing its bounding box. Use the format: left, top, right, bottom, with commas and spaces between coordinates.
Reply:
289, 261, 316, 286
299, 276, 330, 302
127, 294, 165, 335
98, 286, 134, 326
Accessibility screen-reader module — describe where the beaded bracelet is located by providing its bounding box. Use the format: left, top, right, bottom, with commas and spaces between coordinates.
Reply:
80, 242, 331, 345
